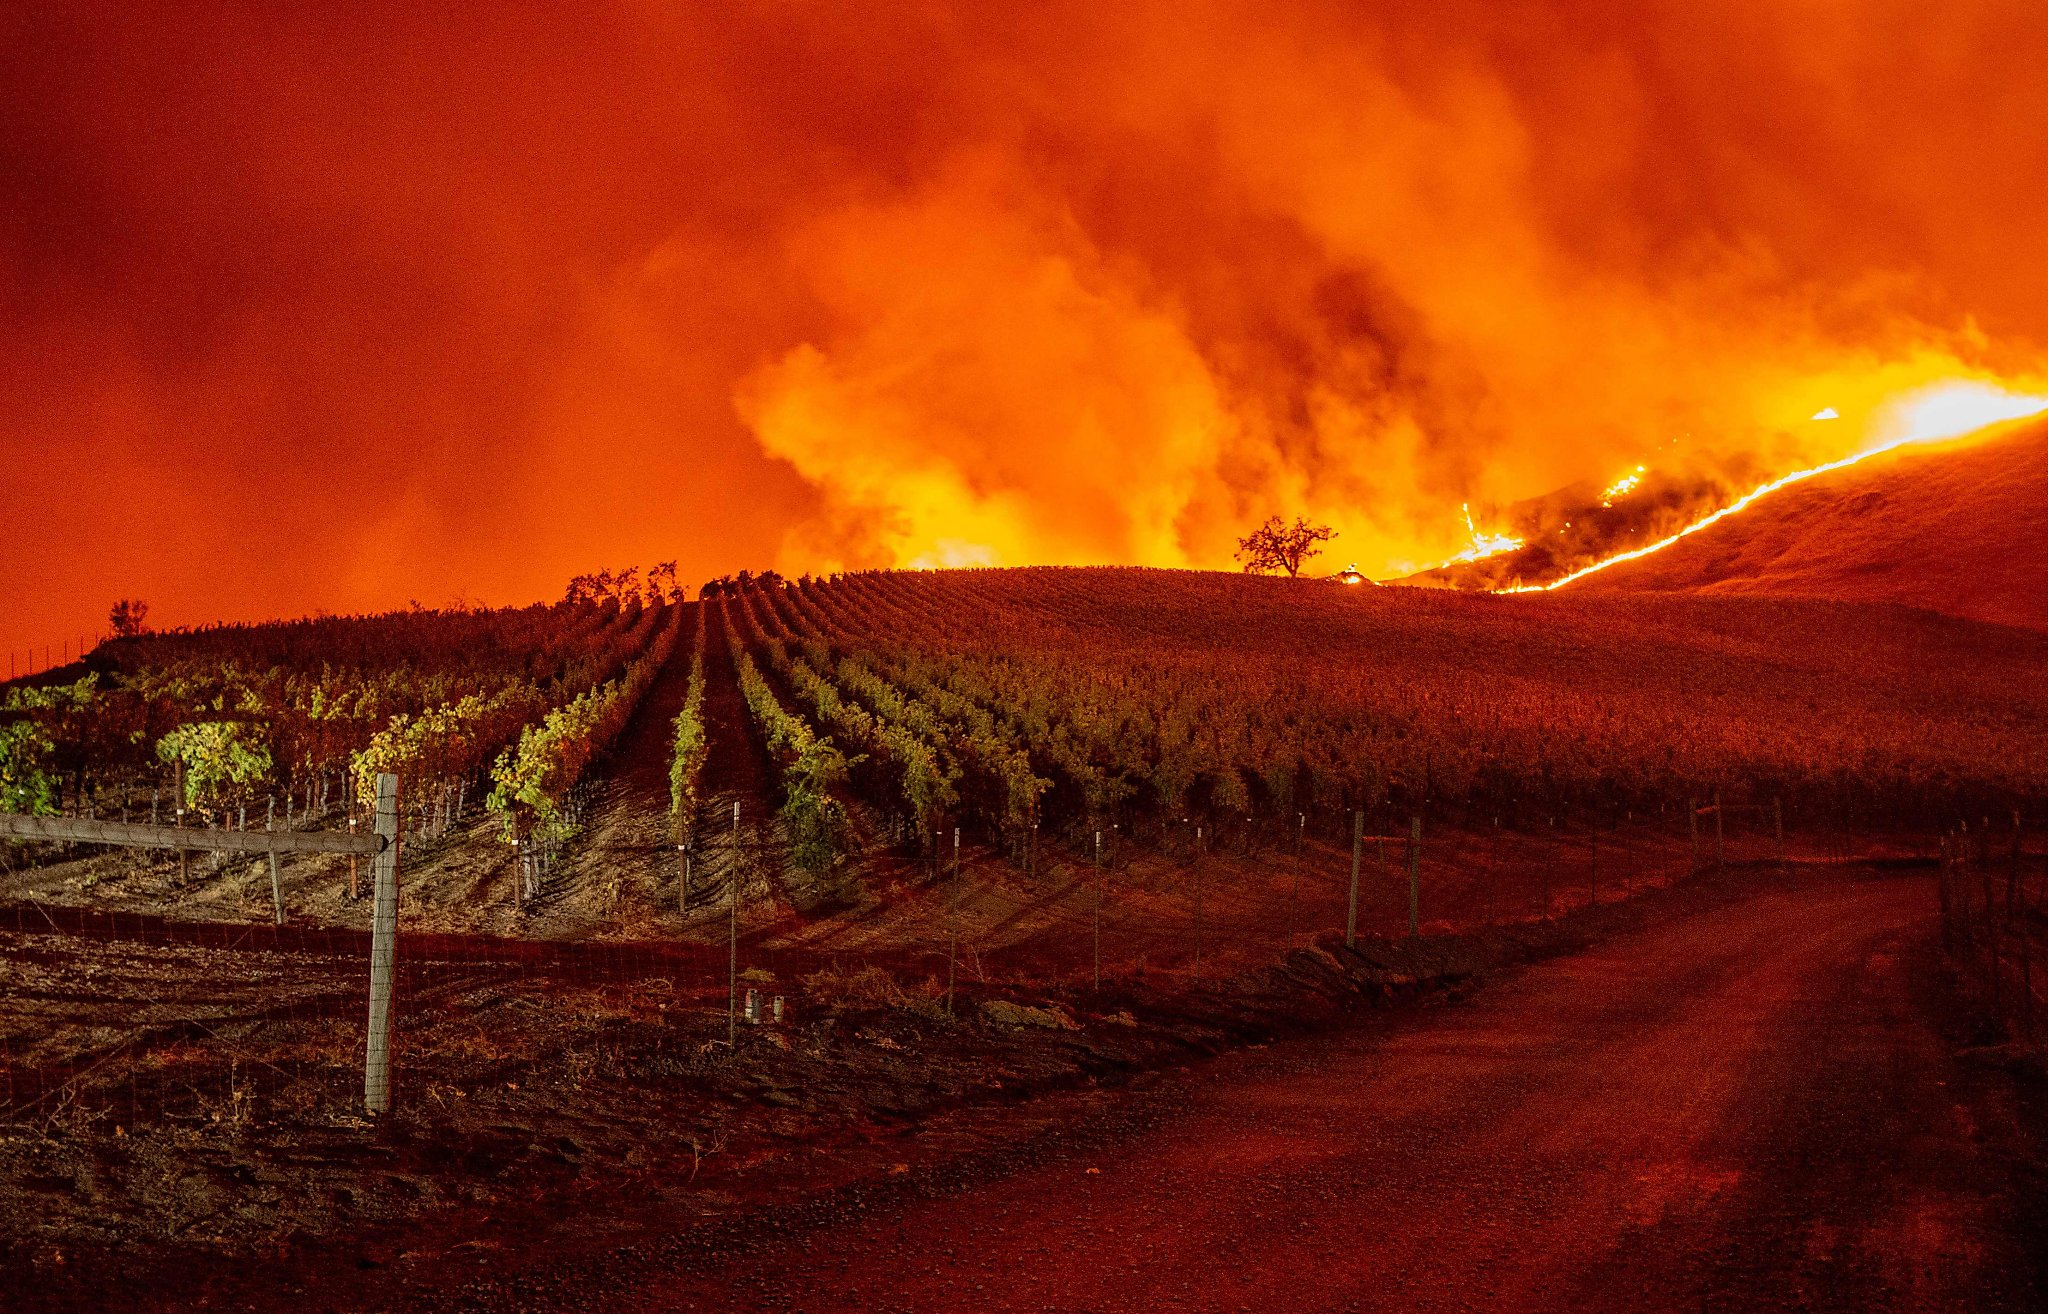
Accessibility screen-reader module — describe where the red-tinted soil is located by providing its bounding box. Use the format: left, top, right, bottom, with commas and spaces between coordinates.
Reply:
539, 601, 701, 918
10, 868, 2042, 1312
436, 875, 2048, 1314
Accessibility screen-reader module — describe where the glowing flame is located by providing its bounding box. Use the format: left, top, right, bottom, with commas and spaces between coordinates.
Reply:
1442, 503, 1524, 566
1502, 381, 2048, 594
1599, 465, 1646, 507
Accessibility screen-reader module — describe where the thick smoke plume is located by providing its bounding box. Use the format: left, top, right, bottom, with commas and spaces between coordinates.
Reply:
5, 1, 2048, 646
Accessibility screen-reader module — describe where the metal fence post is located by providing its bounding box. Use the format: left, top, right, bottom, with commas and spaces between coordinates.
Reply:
2015, 815, 2034, 1041
947, 826, 960, 1011
364, 772, 399, 1115
729, 800, 739, 1047
1289, 816, 1304, 938
175, 761, 187, 885
1408, 816, 1421, 936
1092, 829, 1103, 991
1346, 810, 1363, 949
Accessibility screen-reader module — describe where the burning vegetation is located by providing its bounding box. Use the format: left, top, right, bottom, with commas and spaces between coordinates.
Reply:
1407, 381, 2048, 593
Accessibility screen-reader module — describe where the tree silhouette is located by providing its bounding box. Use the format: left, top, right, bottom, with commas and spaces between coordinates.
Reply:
108, 598, 150, 637
1234, 517, 1336, 578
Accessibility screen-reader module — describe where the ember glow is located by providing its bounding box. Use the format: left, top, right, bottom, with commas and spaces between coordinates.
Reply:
1599, 467, 1647, 508
8, 4, 2048, 651
1502, 381, 2048, 594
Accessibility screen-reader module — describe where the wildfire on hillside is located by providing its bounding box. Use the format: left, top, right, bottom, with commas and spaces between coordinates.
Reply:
1404, 467, 1738, 591
12, 2, 2048, 648
1404, 381, 2048, 592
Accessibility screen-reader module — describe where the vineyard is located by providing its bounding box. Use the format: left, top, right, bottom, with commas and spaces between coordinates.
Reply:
4, 564, 2046, 1292
2, 588, 688, 919
726, 566, 2048, 856
4, 566, 2046, 941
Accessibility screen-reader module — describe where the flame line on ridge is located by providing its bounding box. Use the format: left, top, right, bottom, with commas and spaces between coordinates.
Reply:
1495, 418, 2036, 595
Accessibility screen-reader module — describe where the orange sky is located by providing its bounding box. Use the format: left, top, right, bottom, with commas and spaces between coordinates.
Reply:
6, 1, 2048, 658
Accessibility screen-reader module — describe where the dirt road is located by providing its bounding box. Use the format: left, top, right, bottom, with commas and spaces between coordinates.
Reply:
461, 875, 2041, 1313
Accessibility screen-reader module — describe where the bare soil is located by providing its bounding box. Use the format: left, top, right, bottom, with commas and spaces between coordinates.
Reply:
554, 874, 2041, 1314
0, 862, 1919, 1312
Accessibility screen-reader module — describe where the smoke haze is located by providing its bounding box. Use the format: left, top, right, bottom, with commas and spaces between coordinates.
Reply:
5, 1, 2047, 651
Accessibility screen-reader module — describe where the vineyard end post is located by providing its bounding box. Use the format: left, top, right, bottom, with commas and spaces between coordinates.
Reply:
1937, 835, 1951, 949
2009, 811, 2022, 921
947, 826, 960, 1013
1407, 816, 1421, 937
1589, 825, 1599, 909
1289, 817, 1304, 939
1346, 810, 1363, 949
1092, 829, 1102, 993
728, 801, 739, 1048
364, 772, 399, 1115
175, 762, 187, 885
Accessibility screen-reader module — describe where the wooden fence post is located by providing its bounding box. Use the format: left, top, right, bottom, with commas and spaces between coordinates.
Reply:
1192, 824, 1204, 974
1346, 810, 1363, 949
264, 798, 283, 925
1408, 816, 1422, 936
363, 772, 399, 1115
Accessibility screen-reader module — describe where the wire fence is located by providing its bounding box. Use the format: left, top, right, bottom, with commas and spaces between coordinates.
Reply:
1938, 813, 2046, 1058
0, 787, 1952, 1142
4, 633, 103, 683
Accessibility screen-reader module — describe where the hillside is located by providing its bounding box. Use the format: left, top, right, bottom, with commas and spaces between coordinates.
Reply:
1572, 420, 2048, 629
6, 567, 2046, 963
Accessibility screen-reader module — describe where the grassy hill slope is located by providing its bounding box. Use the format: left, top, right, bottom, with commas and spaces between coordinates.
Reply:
1575, 420, 2048, 629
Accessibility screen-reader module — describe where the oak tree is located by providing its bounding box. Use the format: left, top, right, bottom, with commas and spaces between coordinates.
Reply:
1235, 517, 1336, 578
